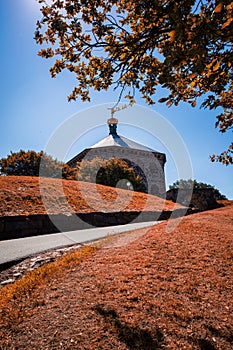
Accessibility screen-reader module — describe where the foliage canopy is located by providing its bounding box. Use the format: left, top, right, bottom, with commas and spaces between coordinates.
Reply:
0, 150, 76, 179
35, 0, 232, 164
77, 157, 146, 192
169, 179, 227, 199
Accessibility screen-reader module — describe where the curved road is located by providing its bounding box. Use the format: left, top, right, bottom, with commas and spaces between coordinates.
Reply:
0, 221, 158, 266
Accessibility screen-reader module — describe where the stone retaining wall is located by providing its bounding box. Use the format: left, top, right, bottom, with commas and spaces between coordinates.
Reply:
0, 208, 188, 241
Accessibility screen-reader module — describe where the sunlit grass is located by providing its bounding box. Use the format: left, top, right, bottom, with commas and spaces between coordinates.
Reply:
0, 245, 97, 328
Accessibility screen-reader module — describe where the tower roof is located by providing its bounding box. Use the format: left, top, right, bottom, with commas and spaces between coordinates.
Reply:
90, 116, 160, 152
90, 132, 155, 152
67, 116, 166, 167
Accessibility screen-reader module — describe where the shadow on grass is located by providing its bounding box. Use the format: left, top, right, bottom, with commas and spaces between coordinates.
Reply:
93, 305, 164, 349
206, 324, 233, 344
196, 338, 216, 350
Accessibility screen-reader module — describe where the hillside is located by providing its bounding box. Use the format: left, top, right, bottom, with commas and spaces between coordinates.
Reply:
0, 203, 232, 349
0, 176, 183, 216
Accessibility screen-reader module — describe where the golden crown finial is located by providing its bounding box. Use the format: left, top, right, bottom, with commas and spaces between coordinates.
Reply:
107, 117, 118, 125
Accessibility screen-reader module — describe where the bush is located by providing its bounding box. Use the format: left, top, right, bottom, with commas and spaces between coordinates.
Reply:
77, 157, 146, 192
169, 179, 227, 200
0, 150, 76, 179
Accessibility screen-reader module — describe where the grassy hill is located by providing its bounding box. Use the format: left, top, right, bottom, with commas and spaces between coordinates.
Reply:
0, 202, 232, 349
0, 176, 183, 216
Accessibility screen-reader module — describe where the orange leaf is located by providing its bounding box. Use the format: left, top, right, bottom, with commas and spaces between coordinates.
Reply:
214, 3, 223, 13
158, 97, 169, 103
191, 101, 196, 107
222, 18, 233, 29
169, 30, 176, 42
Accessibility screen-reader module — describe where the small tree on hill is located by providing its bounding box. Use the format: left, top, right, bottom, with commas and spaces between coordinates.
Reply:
0, 150, 76, 179
169, 179, 227, 200
62, 163, 77, 180
76, 157, 105, 183
0, 150, 43, 176
77, 157, 146, 192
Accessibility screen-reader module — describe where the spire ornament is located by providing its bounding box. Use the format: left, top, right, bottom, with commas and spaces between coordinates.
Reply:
107, 107, 118, 135
107, 117, 118, 135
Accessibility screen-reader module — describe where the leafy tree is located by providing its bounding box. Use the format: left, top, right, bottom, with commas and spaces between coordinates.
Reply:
35, 0, 233, 164
76, 157, 105, 183
0, 150, 76, 179
77, 157, 146, 192
0, 150, 44, 176
62, 163, 77, 180
169, 179, 195, 190
169, 179, 227, 199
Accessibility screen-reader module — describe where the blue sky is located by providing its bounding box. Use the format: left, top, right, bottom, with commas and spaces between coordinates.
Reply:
0, 0, 232, 198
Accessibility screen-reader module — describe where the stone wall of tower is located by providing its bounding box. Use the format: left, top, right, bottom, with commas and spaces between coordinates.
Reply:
73, 146, 166, 198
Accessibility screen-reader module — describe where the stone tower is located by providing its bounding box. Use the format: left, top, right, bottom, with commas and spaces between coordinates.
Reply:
67, 117, 166, 197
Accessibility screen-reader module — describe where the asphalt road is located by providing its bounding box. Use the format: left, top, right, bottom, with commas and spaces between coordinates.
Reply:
0, 221, 158, 266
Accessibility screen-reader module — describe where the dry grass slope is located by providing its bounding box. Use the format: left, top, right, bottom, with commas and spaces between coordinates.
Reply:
0, 202, 232, 349
0, 176, 182, 216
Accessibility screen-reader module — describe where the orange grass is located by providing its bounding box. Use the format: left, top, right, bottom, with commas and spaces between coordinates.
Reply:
0, 176, 181, 216
0, 246, 97, 328
0, 204, 233, 349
